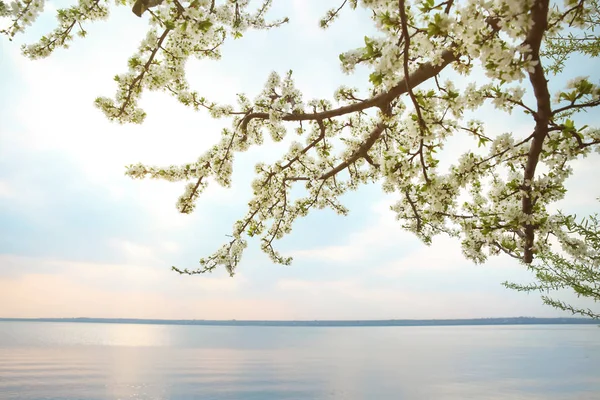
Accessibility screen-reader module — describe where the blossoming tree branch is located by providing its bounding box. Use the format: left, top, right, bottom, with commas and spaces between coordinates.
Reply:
1, 0, 599, 277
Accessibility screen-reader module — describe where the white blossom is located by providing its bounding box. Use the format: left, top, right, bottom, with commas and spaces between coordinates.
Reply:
4, 0, 599, 274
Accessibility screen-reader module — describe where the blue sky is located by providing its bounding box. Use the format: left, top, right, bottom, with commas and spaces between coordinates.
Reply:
0, 1, 598, 319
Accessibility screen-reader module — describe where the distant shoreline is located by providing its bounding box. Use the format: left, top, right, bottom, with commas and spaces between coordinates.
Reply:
0, 317, 597, 327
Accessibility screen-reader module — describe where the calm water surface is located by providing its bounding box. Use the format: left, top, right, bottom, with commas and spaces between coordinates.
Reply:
0, 322, 598, 399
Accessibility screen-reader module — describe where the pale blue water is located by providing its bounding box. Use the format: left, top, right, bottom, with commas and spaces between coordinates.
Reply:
0, 322, 599, 399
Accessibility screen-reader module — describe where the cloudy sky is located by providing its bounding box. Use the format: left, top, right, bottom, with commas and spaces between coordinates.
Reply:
0, 1, 598, 320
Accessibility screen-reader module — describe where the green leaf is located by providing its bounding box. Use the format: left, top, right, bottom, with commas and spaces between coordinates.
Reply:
427, 22, 440, 37
369, 72, 383, 86
562, 119, 575, 135
198, 20, 213, 33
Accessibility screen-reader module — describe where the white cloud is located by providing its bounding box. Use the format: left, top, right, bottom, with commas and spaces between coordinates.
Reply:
109, 239, 163, 266
0, 253, 263, 319
0, 180, 15, 198
289, 195, 416, 263
2, 45, 247, 230
106, 238, 182, 266
376, 235, 469, 278
290, 244, 364, 263
0, 272, 278, 319
551, 154, 600, 213
273, 276, 559, 320
289, 0, 326, 38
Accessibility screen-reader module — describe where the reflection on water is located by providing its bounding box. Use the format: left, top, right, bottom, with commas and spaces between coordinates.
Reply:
0, 322, 599, 399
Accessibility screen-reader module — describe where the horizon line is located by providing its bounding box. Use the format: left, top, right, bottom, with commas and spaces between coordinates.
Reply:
0, 316, 592, 321
0, 316, 597, 327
